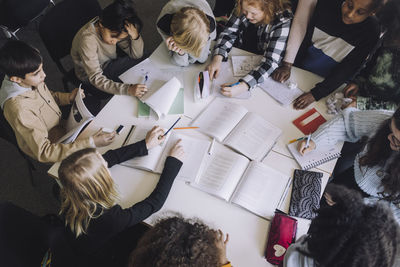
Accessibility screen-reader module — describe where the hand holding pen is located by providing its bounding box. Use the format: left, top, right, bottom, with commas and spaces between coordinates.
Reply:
297, 133, 316, 155
145, 126, 165, 150
220, 81, 249, 97
128, 73, 148, 98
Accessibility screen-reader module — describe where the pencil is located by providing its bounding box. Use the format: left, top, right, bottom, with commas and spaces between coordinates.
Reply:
173, 127, 199, 130
288, 137, 305, 144
159, 116, 182, 139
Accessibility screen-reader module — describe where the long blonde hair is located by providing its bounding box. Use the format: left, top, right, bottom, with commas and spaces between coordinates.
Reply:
171, 7, 210, 58
58, 148, 118, 237
235, 0, 291, 25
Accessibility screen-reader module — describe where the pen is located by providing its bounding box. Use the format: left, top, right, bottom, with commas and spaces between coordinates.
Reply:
305, 133, 311, 148
159, 116, 182, 139
288, 137, 306, 144
141, 72, 148, 85
208, 138, 216, 155
173, 127, 199, 130
226, 81, 240, 87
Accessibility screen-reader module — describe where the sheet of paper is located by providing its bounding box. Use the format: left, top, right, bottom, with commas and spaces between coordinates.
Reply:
191, 98, 248, 142
231, 161, 290, 219
155, 132, 211, 182
258, 78, 303, 106
192, 143, 250, 201
231, 55, 263, 77
224, 112, 282, 161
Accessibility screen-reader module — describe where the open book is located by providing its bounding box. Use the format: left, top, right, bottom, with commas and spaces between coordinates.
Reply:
258, 78, 304, 106
57, 89, 94, 144
120, 125, 211, 182
119, 59, 184, 119
193, 142, 291, 219
191, 98, 282, 161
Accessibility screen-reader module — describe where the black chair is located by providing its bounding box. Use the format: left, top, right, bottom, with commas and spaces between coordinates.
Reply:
0, 109, 36, 186
38, 0, 102, 91
0, 0, 54, 39
0, 202, 78, 267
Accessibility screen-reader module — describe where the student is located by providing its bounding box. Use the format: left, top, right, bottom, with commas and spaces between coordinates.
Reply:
343, 0, 400, 111
58, 126, 184, 267
284, 184, 400, 267
271, 0, 382, 109
71, 0, 146, 100
128, 216, 231, 267
298, 107, 400, 223
156, 0, 216, 67
207, 0, 293, 97
0, 40, 115, 163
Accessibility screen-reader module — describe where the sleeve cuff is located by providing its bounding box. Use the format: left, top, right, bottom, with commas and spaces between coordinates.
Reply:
241, 75, 257, 89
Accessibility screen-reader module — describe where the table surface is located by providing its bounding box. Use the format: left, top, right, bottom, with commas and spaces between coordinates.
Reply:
48, 43, 341, 267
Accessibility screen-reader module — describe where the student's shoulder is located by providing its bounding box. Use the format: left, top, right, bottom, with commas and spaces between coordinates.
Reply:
74, 18, 100, 45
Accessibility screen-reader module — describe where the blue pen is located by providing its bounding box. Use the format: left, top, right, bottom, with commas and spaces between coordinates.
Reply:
227, 81, 240, 87
158, 116, 182, 139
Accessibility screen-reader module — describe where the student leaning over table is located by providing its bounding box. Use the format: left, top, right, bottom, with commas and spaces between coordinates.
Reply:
57, 126, 184, 267
129, 216, 232, 267
283, 184, 400, 267
297, 107, 400, 224
71, 0, 147, 100
271, 0, 382, 110
207, 0, 293, 97
0, 40, 115, 163
342, 0, 400, 111
156, 0, 217, 67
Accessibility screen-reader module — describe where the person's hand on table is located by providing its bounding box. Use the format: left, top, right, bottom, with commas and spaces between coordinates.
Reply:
165, 36, 185, 55
343, 82, 359, 98
271, 61, 293, 83
293, 92, 316, 109
341, 96, 357, 109
145, 126, 165, 150
93, 129, 116, 147
297, 138, 316, 155
216, 229, 230, 266
220, 82, 249, 97
125, 22, 139, 40
69, 87, 85, 103
207, 55, 223, 80
128, 84, 147, 98
169, 139, 184, 161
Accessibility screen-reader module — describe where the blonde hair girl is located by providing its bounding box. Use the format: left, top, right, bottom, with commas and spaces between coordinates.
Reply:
58, 126, 184, 266
207, 0, 293, 97
156, 0, 217, 67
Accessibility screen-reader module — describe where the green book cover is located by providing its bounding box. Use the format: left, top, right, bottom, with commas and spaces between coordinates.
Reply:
138, 87, 184, 117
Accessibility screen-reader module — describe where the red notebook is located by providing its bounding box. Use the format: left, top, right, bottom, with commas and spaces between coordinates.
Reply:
292, 108, 326, 135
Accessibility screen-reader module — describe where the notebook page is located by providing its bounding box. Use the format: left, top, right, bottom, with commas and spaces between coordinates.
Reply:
231, 161, 290, 219
224, 112, 282, 161
155, 132, 211, 182
287, 141, 341, 170
192, 143, 250, 201
258, 78, 303, 106
191, 98, 248, 142
120, 126, 170, 172
231, 55, 263, 77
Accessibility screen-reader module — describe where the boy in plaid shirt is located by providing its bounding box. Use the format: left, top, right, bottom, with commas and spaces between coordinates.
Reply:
207, 0, 293, 97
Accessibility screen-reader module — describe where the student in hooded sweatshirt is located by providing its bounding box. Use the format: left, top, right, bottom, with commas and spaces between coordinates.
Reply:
0, 40, 115, 163
156, 0, 216, 67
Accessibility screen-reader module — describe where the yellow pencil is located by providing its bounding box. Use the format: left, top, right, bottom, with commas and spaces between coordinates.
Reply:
173, 127, 199, 130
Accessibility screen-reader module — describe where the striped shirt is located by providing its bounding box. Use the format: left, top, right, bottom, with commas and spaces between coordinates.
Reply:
312, 108, 400, 223
213, 10, 293, 88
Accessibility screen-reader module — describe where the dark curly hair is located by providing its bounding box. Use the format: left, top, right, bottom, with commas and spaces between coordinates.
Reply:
128, 216, 221, 267
100, 0, 143, 34
359, 108, 400, 203
304, 184, 400, 267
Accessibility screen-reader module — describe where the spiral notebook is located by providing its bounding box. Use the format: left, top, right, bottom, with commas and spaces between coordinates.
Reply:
287, 141, 341, 170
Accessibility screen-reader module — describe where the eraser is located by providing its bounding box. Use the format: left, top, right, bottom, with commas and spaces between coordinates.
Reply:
116, 125, 125, 134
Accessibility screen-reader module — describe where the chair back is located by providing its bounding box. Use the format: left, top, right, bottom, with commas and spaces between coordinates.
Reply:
0, 0, 51, 31
0, 108, 18, 147
38, 0, 102, 73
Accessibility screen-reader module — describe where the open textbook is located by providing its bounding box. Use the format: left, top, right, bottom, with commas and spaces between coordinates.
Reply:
57, 89, 94, 144
120, 125, 211, 182
119, 59, 184, 119
191, 98, 282, 161
192, 142, 292, 219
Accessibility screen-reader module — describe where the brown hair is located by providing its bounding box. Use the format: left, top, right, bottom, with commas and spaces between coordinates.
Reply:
234, 0, 291, 24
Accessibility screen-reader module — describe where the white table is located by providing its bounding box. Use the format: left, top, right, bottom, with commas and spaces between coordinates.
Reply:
49, 43, 340, 267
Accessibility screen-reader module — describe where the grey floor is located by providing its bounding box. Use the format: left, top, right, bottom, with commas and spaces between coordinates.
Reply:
0, 0, 215, 216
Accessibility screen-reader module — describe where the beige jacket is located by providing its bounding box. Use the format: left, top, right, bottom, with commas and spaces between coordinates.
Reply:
3, 82, 93, 163
71, 17, 144, 95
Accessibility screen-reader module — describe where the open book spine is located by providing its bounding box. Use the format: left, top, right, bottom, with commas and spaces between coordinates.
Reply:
302, 153, 341, 170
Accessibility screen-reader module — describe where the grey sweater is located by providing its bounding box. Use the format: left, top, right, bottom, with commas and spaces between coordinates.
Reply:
311, 108, 400, 224
156, 0, 216, 66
